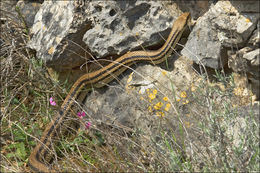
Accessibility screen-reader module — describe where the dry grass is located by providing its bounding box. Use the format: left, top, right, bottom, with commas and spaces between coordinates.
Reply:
1, 2, 259, 173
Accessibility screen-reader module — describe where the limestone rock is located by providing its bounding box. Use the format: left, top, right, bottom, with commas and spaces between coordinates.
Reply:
83, 1, 178, 58
248, 20, 260, 47
228, 47, 259, 76
181, 0, 259, 69
27, 1, 182, 71
82, 54, 196, 150
243, 49, 260, 71
27, 1, 89, 70
228, 47, 260, 99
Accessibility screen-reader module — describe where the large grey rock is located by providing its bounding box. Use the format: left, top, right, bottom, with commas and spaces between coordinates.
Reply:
83, 1, 178, 58
228, 47, 259, 77
244, 49, 260, 69
81, 54, 195, 152
27, 1, 182, 71
181, 1, 259, 69
248, 20, 260, 47
228, 47, 260, 99
27, 1, 85, 70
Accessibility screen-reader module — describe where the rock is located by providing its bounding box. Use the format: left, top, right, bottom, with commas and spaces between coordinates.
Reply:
228, 47, 250, 73
83, 1, 179, 58
27, 1, 183, 71
240, 48, 259, 96
229, 0, 259, 13
228, 47, 260, 99
181, 1, 259, 69
248, 20, 260, 47
27, 1, 87, 70
244, 49, 260, 69
228, 47, 260, 76
83, 55, 194, 126
82, 54, 196, 152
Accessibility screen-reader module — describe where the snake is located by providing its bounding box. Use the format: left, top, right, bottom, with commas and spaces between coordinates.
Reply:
28, 12, 191, 172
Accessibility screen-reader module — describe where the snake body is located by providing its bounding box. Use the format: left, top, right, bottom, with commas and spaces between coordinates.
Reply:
28, 12, 191, 172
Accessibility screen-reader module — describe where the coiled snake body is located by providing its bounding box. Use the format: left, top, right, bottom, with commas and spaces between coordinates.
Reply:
28, 12, 191, 172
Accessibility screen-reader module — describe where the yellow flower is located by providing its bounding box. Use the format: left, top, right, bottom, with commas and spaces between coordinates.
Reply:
163, 97, 169, 102
154, 102, 163, 110
156, 112, 165, 117
182, 99, 189, 105
191, 85, 197, 92
161, 70, 167, 76
165, 103, 171, 112
180, 91, 187, 98
176, 98, 181, 102
48, 46, 55, 55
185, 121, 191, 128
148, 106, 153, 112
185, 114, 191, 117
233, 87, 243, 96
245, 18, 251, 23
153, 89, 157, 95
148, 93, 156, 100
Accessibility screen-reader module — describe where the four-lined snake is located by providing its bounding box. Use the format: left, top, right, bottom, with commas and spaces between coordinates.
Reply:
28, 12, 191, 172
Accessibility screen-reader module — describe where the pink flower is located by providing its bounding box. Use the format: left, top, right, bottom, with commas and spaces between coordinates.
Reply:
85, 122, 91, 129
77, 111, 86, 118
49, 97, 56, 106
81, 112, 86, 117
